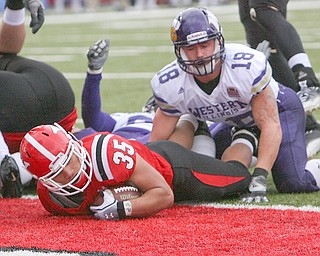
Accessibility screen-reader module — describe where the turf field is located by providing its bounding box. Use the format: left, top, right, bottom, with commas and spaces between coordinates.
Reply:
20, 0, 320, 206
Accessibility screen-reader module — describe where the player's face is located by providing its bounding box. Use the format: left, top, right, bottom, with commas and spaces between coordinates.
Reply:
52, 153, 81, 185
182, 39, 215, 61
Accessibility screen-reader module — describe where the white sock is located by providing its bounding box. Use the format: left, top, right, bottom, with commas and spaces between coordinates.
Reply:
288, 53, 312, 69
0, 131, 9, 163
191, 135, 216, 157
305, 159, 320, 188
3, 8, 25, 26
11, 152, 33, 187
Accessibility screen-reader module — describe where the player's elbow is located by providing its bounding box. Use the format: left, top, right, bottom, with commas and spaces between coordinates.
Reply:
166, 190, 175, 208
156, 188, 174, 212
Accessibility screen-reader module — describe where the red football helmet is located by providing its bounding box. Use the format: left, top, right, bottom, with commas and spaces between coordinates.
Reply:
20, 124, 92, 196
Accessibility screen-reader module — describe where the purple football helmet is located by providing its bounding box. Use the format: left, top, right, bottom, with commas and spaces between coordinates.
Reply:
170, 7, 225, 76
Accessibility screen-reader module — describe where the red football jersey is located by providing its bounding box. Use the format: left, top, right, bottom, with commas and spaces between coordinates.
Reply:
37, 132, 174, 215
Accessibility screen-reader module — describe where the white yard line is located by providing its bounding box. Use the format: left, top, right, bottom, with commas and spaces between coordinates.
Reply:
23, 195, 320, 213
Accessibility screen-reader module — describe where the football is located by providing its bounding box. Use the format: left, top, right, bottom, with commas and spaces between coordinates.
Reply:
93, 185, 142, 206
109, 185, 142, 201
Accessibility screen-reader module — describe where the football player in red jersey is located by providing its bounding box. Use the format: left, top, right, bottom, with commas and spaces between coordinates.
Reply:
20, 123, 251, 220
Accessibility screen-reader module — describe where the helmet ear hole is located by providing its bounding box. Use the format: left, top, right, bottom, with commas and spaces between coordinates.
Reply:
25, 151, 31, 158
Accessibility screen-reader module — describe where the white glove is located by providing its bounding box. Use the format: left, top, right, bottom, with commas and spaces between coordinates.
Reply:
256, 40, 271, 59
90, 190, 120, 220
241, 168, 269, 203
24, 0, 45, 34
87, 39, 110, 71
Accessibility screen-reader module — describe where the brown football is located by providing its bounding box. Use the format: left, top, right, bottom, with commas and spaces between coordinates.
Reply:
109, 185, 142, 201
93, 185, 142, 206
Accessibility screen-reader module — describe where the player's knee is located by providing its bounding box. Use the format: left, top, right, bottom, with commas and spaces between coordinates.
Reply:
231, 127, 259, 155
250, 5, 281, 29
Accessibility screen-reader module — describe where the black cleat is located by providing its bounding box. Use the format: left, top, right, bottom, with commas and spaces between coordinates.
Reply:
0, 155, 23, 198
195, 121, 211, 137
142, 95, 158, 114
293, 65, 320, 113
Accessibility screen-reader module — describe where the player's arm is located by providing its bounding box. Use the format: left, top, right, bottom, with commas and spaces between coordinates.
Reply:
0, 0, 44, 54
90, 153, 174, 220
150, 109, 179, 142
125, 153, 174, 217
0, 2, 26, 54
82, 39, 117, 131
251, 85, 282, 173
149, 109, 180, 142
239, 85, 281, 203
150, 110, 197, 149
170, 114, 199, 149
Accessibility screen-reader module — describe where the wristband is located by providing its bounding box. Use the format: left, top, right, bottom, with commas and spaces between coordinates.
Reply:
117, 201, 132, 219
6, 0, 24, 10
87, 68, 103, 74
253, 167, 268, 178
3, 8, 25, 26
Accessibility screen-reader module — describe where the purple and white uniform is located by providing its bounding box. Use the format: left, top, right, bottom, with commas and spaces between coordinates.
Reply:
80, 73, 153, 144
151, 43, 318, 193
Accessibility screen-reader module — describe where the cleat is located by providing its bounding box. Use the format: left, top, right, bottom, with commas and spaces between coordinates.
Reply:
0, 155, 23, 198
293, 65, 320, 113
142, 95, 158, 114
305, 128, 320, 158
297, 86, 320, 113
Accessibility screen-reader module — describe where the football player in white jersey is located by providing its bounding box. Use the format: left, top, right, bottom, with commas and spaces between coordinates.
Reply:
149, 7, 320, 202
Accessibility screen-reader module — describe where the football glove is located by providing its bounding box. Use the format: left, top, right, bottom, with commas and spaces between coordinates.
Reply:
90, 189, 120, 220
241, 168, 269, 203
256, 40, 271, 59
87, 39, 110, 71
24, 0, 45, 34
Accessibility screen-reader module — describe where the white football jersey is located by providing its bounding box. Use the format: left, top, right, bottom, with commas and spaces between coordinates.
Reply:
151, 43, 279, 128
110, 112, 154, 132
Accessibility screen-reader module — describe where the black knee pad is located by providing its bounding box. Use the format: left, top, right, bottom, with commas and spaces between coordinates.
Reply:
231, 126, 260, 155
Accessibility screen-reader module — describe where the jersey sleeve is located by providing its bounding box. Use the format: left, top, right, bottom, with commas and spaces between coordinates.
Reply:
225, 44, 273, 97
89, 133, 137, 184
250, 53, 273, 96
151, 61, 186, 116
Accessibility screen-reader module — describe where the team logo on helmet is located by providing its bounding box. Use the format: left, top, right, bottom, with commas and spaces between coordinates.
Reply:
170, 26, 177, 42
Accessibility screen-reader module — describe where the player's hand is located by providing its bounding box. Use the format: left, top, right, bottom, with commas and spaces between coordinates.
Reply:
256, 40, 271, 59
87, 39, 110, 71
90, 190, 119, 220
24, 0, 45, 34
240, 168, 269, 203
